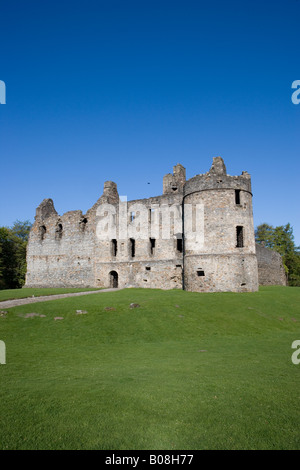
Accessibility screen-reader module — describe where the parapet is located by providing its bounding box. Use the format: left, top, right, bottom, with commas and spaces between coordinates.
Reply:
184, 157, 252, 197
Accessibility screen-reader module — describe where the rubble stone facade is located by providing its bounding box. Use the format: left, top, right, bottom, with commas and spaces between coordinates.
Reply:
25, 157, 285, 292
256, 243, 287, 286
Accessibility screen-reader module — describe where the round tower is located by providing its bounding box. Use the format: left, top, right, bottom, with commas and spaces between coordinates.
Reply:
183, 157, 258, 292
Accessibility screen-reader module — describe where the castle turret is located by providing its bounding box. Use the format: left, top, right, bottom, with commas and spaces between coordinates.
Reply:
183, 157, 258, 292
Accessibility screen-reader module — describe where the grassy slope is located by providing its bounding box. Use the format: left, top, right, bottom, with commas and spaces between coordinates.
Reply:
0, 287, 103, 302
0, 286, 299, 450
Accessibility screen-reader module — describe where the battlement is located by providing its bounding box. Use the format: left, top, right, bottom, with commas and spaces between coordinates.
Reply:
184, 157, 252, 197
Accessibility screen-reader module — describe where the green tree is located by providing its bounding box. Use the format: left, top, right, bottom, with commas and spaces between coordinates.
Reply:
0, 220, 32, 289
10, 219, 32, 242
255, 223, 274, 248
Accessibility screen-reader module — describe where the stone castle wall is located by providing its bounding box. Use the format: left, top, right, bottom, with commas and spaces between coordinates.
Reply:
25, 158, 285, 292
256, 244, 287, 286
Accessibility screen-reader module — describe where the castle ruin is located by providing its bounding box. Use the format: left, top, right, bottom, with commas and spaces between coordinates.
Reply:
25, 157, 286, 292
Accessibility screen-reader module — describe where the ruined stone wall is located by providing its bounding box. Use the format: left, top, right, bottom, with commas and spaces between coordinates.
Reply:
92, 193, 184, 289
25, 157, 284, 293
25, 204, 95, 287
256, 244, 287, 286
25, 181, 184, 290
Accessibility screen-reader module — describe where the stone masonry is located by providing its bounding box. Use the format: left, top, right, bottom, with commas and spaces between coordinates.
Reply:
25, 157, 286, 292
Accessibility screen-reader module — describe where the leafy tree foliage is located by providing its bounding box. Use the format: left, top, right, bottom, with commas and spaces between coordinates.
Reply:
10, 220, 32, 242
0, 221, 32, 289
255, 223, 300, 286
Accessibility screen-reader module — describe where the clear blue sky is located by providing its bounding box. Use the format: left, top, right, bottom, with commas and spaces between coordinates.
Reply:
0, 0, 299, 244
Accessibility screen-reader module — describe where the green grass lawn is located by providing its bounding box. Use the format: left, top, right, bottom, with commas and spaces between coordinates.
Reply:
0, 287, 103, 302
0, 286, 299, 450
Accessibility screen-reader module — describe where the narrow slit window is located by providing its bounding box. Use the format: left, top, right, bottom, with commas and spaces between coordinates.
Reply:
130, 238, 135, 258
40, 225, 46, 241
235, 190, 241, 205
149, 209, 154, 223
236, 226, 244, 248
111, 239, 117, 257
176, 237, 183, 253
130, 212, 135, 222
150, 238, 156, 255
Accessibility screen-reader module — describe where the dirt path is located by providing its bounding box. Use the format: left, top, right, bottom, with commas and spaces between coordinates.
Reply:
0, 288, 122, 309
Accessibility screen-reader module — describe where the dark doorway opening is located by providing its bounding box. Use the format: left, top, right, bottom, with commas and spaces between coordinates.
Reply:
109, 271, 118, 288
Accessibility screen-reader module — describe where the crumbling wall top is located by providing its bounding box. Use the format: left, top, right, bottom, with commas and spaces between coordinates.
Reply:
163, 163, 186, 195
35, 198, 58, 220
184, 157, 252, 197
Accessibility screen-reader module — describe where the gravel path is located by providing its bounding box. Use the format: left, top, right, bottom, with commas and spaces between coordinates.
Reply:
0, 288, 122, 309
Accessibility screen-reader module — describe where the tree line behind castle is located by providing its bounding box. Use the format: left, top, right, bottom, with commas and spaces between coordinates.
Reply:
0, 219, 299, 290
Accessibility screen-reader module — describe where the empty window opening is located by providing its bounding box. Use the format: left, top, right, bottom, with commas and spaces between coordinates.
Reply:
109, 271, 118, 288
176, 237, 183, 253
176, 264, 182, 268
150, 238, 156, 255
236, 226, 244, 248
197, 270, 205, 277
171, 186, 177, 191
146, 266, 151, 271
130, 211, 135, 222
235, 190, 241, 205
55, 223, 63, 240
111, 239, 117, 257
80, 217, 88, 231
241, 283, 246, 286
39, 225, 46, 241
130, 238, 135, 258
149, 208, 154, 222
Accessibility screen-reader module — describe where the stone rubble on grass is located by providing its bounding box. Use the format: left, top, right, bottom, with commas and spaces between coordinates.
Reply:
76, 310, 88, 314
24, 313, 46, 318
129, 303, 140, 309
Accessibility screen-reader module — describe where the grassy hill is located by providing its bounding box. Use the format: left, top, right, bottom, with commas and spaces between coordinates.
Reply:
0, 286, 299, 450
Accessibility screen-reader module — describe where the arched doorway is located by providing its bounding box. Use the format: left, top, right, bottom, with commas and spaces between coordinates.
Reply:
109, 271, 118, 288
